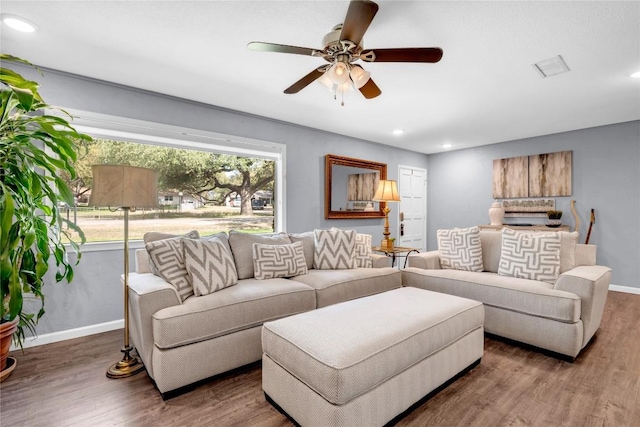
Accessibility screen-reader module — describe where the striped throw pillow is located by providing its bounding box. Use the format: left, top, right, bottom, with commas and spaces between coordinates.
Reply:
182, 237, 238, 296
313, 229, 357, 270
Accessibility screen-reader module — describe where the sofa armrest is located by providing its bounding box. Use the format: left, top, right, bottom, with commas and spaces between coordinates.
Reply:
554, 265, 612, 347
127, 272, 181, 379
407, 250, 442, 270
371, 253, 391, 268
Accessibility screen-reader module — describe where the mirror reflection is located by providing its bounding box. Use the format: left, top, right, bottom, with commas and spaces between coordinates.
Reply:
325, 154, 387, 219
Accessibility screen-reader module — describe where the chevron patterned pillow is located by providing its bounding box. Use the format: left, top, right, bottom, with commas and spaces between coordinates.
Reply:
498, 228, 561, 283
145, 230, 201, 302
182, 237, 238, 296
253, 241, 308, 279
437, 226, 484, 272
313, 229, 357, 270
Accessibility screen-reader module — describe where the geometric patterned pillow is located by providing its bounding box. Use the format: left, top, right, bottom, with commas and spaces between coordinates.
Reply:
437, 226, 484, 272
143, 230, 200, 276
498, 228, 561, 283
252, 241, 308, 280
313, 229, 357, 270
182, 237, 238, 296
145, 232, 201, 302
354, 233, 373, 268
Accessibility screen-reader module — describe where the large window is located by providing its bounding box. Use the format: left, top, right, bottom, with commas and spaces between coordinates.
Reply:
59, 111, 286, 243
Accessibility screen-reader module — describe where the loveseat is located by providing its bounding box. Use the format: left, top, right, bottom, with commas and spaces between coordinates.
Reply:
126, 229, 401, 397
402, 227, 612, 360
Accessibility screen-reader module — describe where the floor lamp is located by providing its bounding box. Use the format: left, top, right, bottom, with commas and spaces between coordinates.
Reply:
373, 179, 401, 251
90, 165, 158, 378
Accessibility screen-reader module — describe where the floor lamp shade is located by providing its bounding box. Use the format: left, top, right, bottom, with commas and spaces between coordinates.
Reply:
89, 165, 157, 379
90, 165, 158, 208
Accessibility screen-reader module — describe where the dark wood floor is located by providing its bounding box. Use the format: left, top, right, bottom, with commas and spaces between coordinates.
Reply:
2, 290, 639, 427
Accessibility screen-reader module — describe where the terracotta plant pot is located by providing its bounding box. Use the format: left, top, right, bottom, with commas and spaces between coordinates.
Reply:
1, 317, 19, 371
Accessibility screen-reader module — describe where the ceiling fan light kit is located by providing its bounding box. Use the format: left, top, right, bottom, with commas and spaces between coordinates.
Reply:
247, 0, 443, 105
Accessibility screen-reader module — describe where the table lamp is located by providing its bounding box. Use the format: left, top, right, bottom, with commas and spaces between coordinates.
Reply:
373, 179, 400, 250
90, 165, 158, 378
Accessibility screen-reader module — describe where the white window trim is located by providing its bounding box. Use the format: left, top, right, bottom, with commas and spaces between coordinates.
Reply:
58, 109, 286, 252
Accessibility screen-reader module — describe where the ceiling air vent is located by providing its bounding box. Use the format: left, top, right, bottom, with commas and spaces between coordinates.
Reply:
533, 55, 570, 78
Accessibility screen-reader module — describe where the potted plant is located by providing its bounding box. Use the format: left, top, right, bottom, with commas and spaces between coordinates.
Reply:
0, 54, 90, 379
546, 210, 563, 228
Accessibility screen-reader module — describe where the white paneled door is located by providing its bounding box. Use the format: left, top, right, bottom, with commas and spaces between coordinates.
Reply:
397, 166, 427, 251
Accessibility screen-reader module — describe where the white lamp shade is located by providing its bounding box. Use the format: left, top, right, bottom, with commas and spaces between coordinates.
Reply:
350, 66, 371, 89
327, 62, 350, 85
372, 180, 400, 202
90, 165, 158, 208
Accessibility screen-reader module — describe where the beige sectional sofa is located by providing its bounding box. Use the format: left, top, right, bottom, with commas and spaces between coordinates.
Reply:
127, 229, 402, 398
403, 229, 612, 360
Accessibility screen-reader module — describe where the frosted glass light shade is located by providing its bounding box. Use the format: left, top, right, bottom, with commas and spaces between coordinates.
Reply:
350, 66, 371, 89
90, 165, 158, 208
372, 180, 400, 202
327, 62, 349, 85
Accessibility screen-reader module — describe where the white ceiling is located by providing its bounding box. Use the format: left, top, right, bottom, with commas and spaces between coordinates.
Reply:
2, 1, 639, 154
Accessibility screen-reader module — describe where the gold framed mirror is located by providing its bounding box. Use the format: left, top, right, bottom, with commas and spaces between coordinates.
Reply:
325, 154, 387, 219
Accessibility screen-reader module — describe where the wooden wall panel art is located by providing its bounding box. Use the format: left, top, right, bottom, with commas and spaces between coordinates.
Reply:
492, 150, 572, 199
493, 156, 528, 198
529, 151, 572, 197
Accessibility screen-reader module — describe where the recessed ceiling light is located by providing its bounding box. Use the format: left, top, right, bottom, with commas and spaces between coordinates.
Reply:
1, 14, 38, 33
442, 143, 453, 149
392, 129, 404, 136
631, 71, 640, 79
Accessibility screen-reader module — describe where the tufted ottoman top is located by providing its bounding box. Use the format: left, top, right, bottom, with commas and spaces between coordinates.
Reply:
262, 287, 484, 405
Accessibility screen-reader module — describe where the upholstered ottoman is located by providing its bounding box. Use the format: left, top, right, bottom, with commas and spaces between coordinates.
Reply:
261, 287, 484, 426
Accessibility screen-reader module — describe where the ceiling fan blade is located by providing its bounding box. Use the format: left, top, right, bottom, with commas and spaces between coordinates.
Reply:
358, 78, 381, 99
339, 0, 379, 46
248, 41, 320, 57
284, 68, 326, 94
360, 47, 444, 63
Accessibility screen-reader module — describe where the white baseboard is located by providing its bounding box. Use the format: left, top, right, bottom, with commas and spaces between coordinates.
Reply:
7, 283, 640, 351
609, 284, 640, 295
10, 319, 123, 351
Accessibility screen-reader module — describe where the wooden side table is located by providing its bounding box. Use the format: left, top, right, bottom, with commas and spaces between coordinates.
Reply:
371, 246, 420, 268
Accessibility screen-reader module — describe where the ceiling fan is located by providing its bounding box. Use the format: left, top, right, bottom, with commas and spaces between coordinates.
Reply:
247, 0, 443, 103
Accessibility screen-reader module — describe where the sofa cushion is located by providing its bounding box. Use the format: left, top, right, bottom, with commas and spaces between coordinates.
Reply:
289, 267, 402, 308
288, 232, 315, 270
201, 231, 232, 255
228, 231, 292, 279
354, 233, 373, 268
145, 230, 201, 302
559, 231, 578, 273
479, 230, 502, 273
152, 278, 317, 350
182, 237, 238, 296
402, 268, 580, 323
253, 241, 308, 279
437, 226, 483, 272
498, 228, 561, 283
313, 228, 357, 270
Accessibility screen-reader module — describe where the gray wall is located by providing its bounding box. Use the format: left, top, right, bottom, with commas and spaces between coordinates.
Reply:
427, 120, 640, 288
13, 64, 428, 336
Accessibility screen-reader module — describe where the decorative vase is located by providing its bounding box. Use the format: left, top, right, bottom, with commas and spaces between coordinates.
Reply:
489, 201, 505, 225
1, 317, 19, 372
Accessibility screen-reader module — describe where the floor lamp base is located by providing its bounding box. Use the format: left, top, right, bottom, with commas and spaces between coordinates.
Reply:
106, 346, 145, 379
